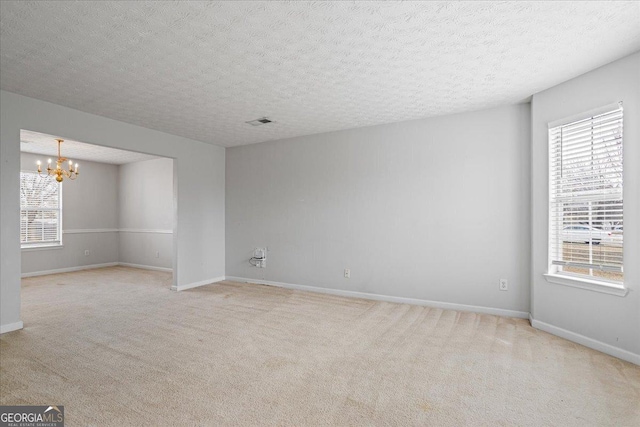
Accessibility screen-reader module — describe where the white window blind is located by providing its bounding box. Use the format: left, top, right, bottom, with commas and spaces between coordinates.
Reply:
20, 172, 62, 247
549, 106, 623, 283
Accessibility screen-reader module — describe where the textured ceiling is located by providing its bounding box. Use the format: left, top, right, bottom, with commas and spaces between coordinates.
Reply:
1, 1, 639, 147
21, 130, 160, 165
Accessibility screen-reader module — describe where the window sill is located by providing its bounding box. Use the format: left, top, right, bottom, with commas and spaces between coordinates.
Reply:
543, 273, 629, 297
22, 244, 64, 252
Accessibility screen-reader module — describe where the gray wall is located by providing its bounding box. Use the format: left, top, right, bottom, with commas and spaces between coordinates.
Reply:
118, 157, 174, 269
531, 53, 640, 357
226, 104, 531, 313
1, 90, 225, 330
20, 153, 119, 274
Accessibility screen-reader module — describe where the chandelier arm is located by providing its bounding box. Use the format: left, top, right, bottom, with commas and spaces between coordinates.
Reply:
61, 169, 79, 180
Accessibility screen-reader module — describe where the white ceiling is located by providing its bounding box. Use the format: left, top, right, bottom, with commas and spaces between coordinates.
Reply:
20, 130, 160, 165
1, 1, 639, 148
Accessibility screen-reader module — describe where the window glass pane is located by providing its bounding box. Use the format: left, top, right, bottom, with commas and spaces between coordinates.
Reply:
549, 108, 623, 283
20, 171, 61, 246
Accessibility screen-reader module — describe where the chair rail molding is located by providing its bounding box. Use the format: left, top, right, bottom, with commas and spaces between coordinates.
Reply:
63, 228, 173, 234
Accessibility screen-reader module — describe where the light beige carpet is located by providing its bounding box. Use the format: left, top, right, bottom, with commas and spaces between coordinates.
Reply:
1, 266, 639, 426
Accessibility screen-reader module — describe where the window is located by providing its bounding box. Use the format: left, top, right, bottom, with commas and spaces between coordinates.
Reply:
20, 171, 62, 248
549, 105, 623, 284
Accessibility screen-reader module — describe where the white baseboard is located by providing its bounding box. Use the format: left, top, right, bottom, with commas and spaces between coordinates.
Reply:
531, 318, 640, 366
21, 262, 119, 278
118, 262, 173, 273
171, 276, 226, 291
0, 321, 24, 334
225, 276, 530, 319
22, 262, 172, 278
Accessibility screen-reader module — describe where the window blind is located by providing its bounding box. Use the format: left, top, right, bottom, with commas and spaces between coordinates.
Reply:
549, 107, 623, 283
20, 172, 62, 247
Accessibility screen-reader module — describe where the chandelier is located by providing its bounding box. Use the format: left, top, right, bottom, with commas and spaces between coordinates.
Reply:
37, 139, 79, 182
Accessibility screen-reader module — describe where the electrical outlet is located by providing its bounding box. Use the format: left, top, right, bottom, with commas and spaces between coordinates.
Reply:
499, 279, 508, 291
344, 269, 350, 278
84, 250, 90, 256
155, 251, 160, 258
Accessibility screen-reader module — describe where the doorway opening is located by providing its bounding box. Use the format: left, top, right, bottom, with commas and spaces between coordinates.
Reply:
19, 129, 176, 288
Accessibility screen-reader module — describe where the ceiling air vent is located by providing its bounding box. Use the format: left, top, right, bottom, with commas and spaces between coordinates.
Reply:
246, 117, 273, 126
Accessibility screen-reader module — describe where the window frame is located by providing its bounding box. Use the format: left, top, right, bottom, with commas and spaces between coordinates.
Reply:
20, 170, 63, 250
545, 103, 627, 296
